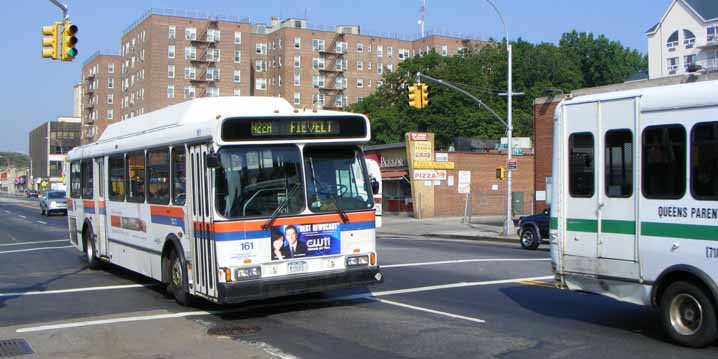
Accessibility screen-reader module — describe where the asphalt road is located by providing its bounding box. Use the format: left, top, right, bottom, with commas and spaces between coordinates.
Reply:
0, 196, 716, 358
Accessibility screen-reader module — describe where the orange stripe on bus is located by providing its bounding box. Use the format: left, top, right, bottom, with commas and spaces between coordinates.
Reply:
83, 200, 95, 208
99, 201, 106, 209
110, 216, 122, 227
66, 198, 73, 206
150, 205, 184, 217
214, 211, 375, 233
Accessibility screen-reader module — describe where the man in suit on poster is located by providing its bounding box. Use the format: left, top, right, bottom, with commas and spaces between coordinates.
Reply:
284, 225, 307, 257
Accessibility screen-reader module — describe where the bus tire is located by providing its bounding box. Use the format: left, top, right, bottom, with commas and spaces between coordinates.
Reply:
167, 249, 193, 306
520, 227, 540, 250
660, 281, 718, 348
83, 226, 102, 270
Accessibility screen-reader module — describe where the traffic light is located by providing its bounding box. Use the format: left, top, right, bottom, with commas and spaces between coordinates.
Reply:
61, 21, 78, 61
42, 22, 60, 60
496, 167, 506, 180
408, 84, 421, 109
421, 83, 430, 108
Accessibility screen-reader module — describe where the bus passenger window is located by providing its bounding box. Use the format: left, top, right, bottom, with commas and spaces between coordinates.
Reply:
109, 156, 125, 201
70, 162, 81, 198
127, 152, 146, 203
605, 130, 633, 197
81, 160, 94, 199
172, 147, 186, 205
569, 133, 595, 197
691, 122, 718, 200
642, 125, 686, 199
147, 149, 170, 204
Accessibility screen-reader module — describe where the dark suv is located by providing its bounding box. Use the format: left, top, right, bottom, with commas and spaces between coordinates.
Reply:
516, 208, 550, 250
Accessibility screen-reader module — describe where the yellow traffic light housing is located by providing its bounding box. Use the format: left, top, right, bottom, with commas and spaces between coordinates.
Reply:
421, 83, 430, 108
42, 22, 61, 60
496, 167, 506, 180
408, 84, 421, 109
61, 21, 78, 61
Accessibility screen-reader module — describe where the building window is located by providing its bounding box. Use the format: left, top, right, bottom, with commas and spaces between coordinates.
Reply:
234, 50, 241, 63
368, 79, 372, 88
169, 25, 176, 40
107, 109, 113, 120
377, 45, 383, 57
233, 89, 241, 96
168, 65, 175, 79
377, 63, 383, 75
387, 46, 393, 58
666, 31, 679, 51
376, 80, 383, 88
398, 48, 409, 60
312, 57, 325, 70
684, 54, 696, 70
255, 60, 265, 72
642, 125, 686, 199
108, 63, 114, 73
667, 57, 679, 73
256, 43, 267, 55
233, 70, 241, 83
168, 45, 175, 59
708, 26, 717, 43
357, 42, 364, 52
256, 78, 267, 90
294, 36, 301, 49
184, 47, 196, 60
605, 129, 633, 198
312, 75, 325, 88
185, 27, 196, 41
278, 75, 282, 86
107, 94, 113, 104
312, 39, 325, 51
184, 85, 195, 99
368, 62, 372, 70
294, 69, 301, 86
234, 31, 242, 44
294, 92, 301, 105
691, 122, 718, 200
126, 152, 145, 203
335, 41, 347, 53
207, 29, 220, 42
184, 67, 196, 80
207, 86, 219, 97
294, 55, 301, 68
684, 29, 695, 48
569, 132, 595, 197
167, 85, 175, 99
312, 93, 325, 106
206, 67, 219, 81
357, 79, 363, 88
387, 63, 393, 72
357, 60, 363, 71
108, 78, 114, 89
441, 45, 448, 56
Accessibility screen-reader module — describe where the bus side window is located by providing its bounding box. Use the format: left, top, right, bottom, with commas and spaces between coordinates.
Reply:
605, 129, 633, 198
691, 121, 718, 200
147, 149, 170, 205
127, 151, 146, 203
642, 125, 686, 199
70, 161, 81, 198
172, 147, 186, 205
109, 155, 126, 201
569, 132, 595, 198
81, 160, 94, 199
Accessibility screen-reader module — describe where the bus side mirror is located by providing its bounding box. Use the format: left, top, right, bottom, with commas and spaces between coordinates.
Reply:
370, 178, 380, 195
206, 152, 221, 169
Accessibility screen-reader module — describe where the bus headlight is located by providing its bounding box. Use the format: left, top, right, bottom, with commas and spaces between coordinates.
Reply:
347, 255, 369, 267
236, 266, 261, 279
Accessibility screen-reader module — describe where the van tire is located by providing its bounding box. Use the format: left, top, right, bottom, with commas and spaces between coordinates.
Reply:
520, 227, 540, 250
660, 281, 717, 348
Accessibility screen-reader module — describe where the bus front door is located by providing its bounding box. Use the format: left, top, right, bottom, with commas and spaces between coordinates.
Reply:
95, 157, 109, 257
188, 145, 218, 300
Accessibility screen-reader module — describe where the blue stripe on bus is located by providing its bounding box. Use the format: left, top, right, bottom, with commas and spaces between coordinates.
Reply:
84, 207, 96, 214
213, 220, 376, 242
99, 208, 106, 215
151, 214, 185, 229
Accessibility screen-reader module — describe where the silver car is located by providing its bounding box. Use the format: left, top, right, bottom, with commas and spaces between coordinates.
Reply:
41, 191, 67, 216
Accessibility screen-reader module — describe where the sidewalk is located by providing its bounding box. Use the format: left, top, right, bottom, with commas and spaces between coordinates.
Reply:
378, 215, 518, 243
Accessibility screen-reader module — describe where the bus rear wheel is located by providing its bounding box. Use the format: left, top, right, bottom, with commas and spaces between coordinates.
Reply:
83, 227, 102, 270
660, 281, 717, 348
167, 249, 193, 306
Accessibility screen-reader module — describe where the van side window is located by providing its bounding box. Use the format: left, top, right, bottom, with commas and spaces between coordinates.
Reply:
605, 129, 633, 198
569, 133, 595, 197
70, 161, 81, 198
147, 149, 170, 204
109, 155, 125, 201
642, 125, 686, 199
691, 121, 718, 200
172, 147, 186, 205
127, 151, 146, 203
81, 160, 94, 199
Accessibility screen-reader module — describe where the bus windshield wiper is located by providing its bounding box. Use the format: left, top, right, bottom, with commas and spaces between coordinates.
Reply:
262, 183, 300, 230
329, 192, 350, 224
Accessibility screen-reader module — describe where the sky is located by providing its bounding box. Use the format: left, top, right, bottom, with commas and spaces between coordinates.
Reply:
0, 0, 671, 153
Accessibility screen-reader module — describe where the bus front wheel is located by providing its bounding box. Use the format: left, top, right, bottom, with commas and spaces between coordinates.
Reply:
660, 281, 717, 348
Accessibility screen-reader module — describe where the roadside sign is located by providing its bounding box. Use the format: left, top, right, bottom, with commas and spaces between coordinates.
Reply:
508, 159, 518, 170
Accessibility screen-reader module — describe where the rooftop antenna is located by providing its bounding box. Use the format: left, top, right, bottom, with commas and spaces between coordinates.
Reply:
418, 0, 426, 38
304, 8, 308, 20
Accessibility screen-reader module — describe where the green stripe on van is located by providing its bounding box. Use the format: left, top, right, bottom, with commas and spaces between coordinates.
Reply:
566, 218, 598, 233
601, 220, 636, 235
550, 217, 558, 230
641, 222, 718, 241
558, 218, 636, 234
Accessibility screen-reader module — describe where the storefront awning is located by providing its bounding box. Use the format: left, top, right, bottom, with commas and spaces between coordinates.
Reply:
381, 170, 409, 181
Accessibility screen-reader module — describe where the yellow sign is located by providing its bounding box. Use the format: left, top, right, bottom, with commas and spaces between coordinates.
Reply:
413, 161, 455, 170
413, 142, 433, 160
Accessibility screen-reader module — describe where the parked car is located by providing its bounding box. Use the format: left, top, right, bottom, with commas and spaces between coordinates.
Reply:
25, 189, 39, 198
40, 190, 67, 216
516, 208, 550, 250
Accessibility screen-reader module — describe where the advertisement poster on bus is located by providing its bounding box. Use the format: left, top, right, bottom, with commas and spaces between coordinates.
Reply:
270, 222, 341, 261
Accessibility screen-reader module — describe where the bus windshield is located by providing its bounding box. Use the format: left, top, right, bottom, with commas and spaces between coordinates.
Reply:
304, 146, 373, 213
215, 146, 305, 218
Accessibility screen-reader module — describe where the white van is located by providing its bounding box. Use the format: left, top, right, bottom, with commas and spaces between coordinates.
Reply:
365, 158, 383, 228
551, 81, 718, 347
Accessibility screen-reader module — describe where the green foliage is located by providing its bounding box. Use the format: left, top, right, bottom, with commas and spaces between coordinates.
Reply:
0, 152, 29, 169
350, 31, 647, 148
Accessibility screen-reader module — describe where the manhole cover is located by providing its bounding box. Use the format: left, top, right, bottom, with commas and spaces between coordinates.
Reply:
0, 339, 33, 357
207, 325, 261, 337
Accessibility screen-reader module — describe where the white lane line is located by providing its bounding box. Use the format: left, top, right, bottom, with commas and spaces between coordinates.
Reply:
0, 239, 69, 247
0, 245, 73, 255
4, 210, 10, 214
18, 215, 26, 219
0, 283, 159, 298
375, 298, 485, 323
16, 275, 551, 333
36, 220, 48, 225
382, 258, 550, 269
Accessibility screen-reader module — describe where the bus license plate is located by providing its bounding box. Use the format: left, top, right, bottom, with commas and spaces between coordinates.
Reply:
288, 261, 307, 274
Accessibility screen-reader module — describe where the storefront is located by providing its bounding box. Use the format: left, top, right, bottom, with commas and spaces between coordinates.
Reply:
364, 143, 413, 215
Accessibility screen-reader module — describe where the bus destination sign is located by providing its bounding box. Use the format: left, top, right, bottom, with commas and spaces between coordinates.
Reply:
251, 119, 340, 137
222, 116, 367, 142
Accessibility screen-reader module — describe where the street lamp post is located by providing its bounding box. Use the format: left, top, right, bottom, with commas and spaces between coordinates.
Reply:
484, 0, 516, 236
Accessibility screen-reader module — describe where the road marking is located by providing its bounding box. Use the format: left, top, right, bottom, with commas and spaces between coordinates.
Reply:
4, 210, 10, 214
518, 280, 555, 288
0, 283, 159, 298
16, 275, 552, 333
375, 298, 485, 323
18, 215, 26, 219
17, 204, 38, 210
382, 258, 550, 269
0, 239, 69, 247
36, 220, 48, 225
0, 245, 73, 255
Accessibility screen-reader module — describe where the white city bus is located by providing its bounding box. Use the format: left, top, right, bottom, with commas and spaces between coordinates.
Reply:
66, 97, 382, 305
551, 80, 718, 347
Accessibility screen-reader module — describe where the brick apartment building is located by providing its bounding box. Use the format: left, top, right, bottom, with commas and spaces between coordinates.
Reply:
81, 9, 486, 143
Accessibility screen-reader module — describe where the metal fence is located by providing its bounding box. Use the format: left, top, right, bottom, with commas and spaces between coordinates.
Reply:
431, 191, 535, 219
